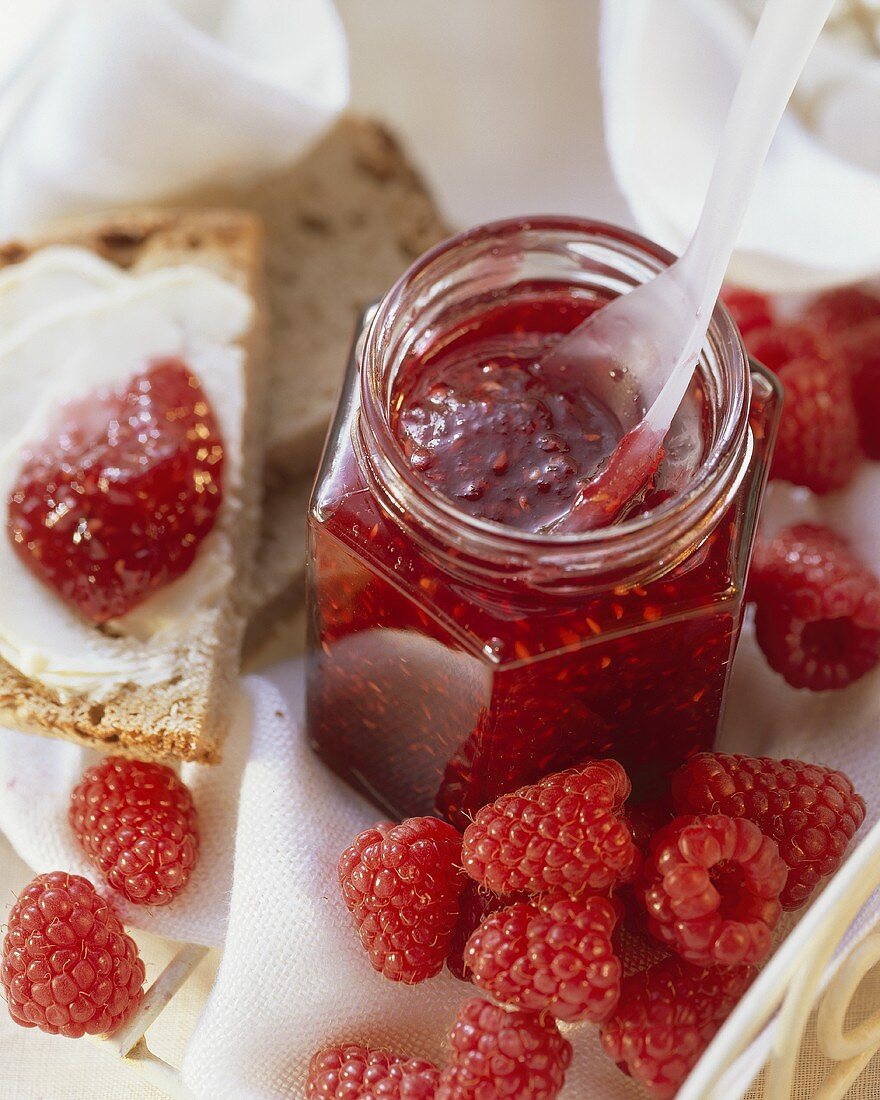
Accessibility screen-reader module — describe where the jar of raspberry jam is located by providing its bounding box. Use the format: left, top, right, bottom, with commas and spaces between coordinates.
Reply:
306, 217, 781, 824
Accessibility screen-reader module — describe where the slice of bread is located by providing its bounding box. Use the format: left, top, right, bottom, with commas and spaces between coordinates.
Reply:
0, 208, 267, 761
176, 115, 450, 658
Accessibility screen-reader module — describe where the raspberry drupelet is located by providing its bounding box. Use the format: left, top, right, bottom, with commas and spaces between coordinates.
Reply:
671, 753, 866, 909
437, 997, 572, 1100
464, 893, 621, 1023
305, 1044, 440, 1099
640, 815, 787, 968
600, 956, 755, 1098
461, 761, 639, 897
338, 817, 466, 984
749, 524, 880, 691
1, 872, 145, 1038
70, 756, 200, 907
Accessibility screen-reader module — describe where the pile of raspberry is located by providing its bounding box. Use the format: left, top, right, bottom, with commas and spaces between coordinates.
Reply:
721, 283, 880, 492
721, 284, 880, 695
322, 753, 865, 1097
2, 757, 200, 1042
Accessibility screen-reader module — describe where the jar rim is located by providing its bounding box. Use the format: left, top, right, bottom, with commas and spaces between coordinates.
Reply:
358, 215, 753, 580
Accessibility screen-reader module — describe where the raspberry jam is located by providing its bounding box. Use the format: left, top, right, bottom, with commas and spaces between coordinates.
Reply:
391, 295, 706, 532
7, 358, 224, 623
306, 218, 781, 823
392, 297, 625, 531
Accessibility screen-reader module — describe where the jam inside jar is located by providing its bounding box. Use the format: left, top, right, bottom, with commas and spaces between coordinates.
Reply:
306, 217, 782, 824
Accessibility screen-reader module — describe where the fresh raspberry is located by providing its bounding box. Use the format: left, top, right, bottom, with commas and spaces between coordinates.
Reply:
2, 872, 145, 1038
721, 287, 773, 336
640, 815, 786, 967
70, 756, 200, 907
446, 881, 525, 982
771, 351, 861, 493
306, 1044, 440, 1099
750, 524, 880, 691
461, 761, 638, 897
338, 817, 465, 984
600, 956, 754, 1098
7, 358, 224, 623
437, 997, 572, 1100
808, 286, 880, 335
836, 318, 880, 459
671, 753, 867, 909
742, 322, 862, 491
744, 321, 825, 373
465, 893, 621, 1023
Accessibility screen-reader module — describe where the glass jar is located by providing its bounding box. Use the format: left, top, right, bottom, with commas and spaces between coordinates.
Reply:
306, 217, 781, 824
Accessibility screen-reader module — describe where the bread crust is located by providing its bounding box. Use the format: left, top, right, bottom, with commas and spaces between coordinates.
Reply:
0, 208, 268, 762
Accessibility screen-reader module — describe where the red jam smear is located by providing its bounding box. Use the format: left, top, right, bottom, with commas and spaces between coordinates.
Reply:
7, 357, 224, 623
307, 291, 779, 824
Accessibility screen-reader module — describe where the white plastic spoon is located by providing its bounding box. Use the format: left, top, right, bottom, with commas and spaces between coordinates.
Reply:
546, 0, 836, 534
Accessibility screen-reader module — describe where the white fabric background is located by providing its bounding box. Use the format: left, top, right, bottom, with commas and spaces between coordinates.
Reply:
0, 0, 348, 233
600, 0, 880, 291
1, 2, 880, 1099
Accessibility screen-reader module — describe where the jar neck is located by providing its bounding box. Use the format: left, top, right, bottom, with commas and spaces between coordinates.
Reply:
357, 216, 753, 594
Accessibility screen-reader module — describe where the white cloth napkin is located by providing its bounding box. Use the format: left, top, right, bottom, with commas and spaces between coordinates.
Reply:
0, 0, 348, 235
599, 0, 880, 291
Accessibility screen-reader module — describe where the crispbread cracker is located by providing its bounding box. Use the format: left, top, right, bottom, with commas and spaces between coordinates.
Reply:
0, 208, 267, 761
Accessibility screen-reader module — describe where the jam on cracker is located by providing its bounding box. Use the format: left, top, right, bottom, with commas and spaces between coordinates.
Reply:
7, 357, 223, 622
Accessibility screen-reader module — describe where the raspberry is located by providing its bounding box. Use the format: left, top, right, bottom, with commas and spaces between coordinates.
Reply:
809, 286, 880, 335
721, 287, 773, 336
7, 358, 224, 622
461, 760, 638, 897
338, 817, 465, 983
70, 756, 200, 907
836, 319, 880, 459
671, 753, 866, 909
446, 881, 525, 982
306, 1044, 440, 1099
600, 956, 754, 1098
741, 322, 862, 492
640, 815, 786, 967
744, 321, 825, 373
750, 524, 880, 691
771, 351, 861, 493
437, 997, 572, 1100
1, 872, 145, 1038
465, 893, 621, 1023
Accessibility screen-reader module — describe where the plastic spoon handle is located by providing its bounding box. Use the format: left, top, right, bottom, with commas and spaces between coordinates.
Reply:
645, 0, 836, 436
